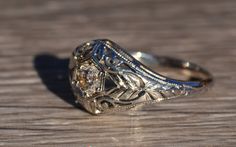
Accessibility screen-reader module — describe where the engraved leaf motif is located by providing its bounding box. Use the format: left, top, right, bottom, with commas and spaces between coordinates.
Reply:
107, 71, 148, 102
122, 72, 145, 90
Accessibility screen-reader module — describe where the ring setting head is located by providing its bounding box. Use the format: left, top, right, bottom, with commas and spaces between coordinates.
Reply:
69, 39, 138, 114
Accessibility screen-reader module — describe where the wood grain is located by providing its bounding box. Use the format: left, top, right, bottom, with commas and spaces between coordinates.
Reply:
0, 0, 236, 146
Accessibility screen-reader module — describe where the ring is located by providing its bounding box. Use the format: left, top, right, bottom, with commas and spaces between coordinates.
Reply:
69, 39, 213, 115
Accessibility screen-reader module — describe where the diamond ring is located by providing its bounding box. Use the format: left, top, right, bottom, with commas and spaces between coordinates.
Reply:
69, 39, 213, 115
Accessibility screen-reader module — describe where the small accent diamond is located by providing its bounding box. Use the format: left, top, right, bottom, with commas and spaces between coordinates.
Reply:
76, 63, 101, 97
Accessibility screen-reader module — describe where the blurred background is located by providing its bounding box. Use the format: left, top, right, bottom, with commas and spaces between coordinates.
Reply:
1, 0, 235, 57
0, 0, 236, 146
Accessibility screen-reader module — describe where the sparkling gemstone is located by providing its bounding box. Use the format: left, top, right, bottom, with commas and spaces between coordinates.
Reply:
76, 63, 101, 97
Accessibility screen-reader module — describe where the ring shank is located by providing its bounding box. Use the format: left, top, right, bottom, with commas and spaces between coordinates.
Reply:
131, 51, 213, 89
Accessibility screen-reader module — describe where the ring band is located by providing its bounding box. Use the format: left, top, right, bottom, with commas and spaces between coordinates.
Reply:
69, 39, 213, 114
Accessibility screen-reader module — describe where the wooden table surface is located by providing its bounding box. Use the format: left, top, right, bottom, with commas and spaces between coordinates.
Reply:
0, 0, 236, 146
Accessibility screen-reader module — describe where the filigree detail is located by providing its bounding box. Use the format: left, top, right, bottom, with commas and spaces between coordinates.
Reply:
69, 39, 190, 114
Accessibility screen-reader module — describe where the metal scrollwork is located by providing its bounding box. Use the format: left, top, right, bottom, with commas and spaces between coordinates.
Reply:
69, 39, 212, 114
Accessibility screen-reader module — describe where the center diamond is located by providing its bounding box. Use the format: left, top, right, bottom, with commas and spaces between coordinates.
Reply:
76, 63, 101, 97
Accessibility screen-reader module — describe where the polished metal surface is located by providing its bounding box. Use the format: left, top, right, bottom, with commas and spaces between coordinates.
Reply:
69, 39, 213, 114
